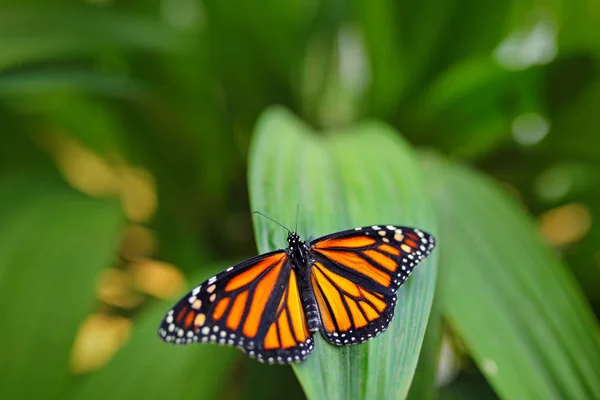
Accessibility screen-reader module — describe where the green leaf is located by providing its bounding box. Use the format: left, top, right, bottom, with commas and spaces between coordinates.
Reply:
354, 0, 405, 113
72, 266, 239, 400
0, 171, 124, 399
239, 360, 306, 400
404, 56, 520, 158
0, 69, 144, 99
439, 371, 499, 400
248, 107, 438, 400
423, 153, 600, 399
0, 8, 184, 69
406, 302, 443, 400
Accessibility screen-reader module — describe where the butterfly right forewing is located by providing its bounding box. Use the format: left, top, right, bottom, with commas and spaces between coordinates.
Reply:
308, 225, 435, 345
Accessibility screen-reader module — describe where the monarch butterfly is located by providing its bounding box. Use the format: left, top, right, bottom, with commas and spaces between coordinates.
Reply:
158, 217, 435, 364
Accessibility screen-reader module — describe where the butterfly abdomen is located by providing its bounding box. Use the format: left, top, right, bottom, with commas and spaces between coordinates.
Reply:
296, 267, 321, 331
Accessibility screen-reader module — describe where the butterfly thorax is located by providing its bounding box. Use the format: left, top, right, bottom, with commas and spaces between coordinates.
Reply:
286, 232, 321, 331
286, 232, 309, 264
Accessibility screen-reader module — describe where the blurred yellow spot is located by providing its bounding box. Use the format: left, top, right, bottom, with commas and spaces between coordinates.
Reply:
43, 134, 121, 197
120, 225, 158, 260
41, 134, 158, 223
119, 167, 158, 223
129, 259, 186, 299
70, 313, 132, 374
96, 269, 144, 309
539, 203, 591, 246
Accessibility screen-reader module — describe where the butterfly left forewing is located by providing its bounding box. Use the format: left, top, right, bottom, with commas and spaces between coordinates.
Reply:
309, 225, 435, 345
158, 250, 314, 364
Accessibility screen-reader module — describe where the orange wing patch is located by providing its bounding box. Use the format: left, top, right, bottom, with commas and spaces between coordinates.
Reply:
315, 236, 376, 249
313, 248, 392, 287
312, 274, 336, 332
315, 262, 361, 297
261, 270, 311, 350
312, 267, 351, 331
311, 262, 389, 333
378, 244, 401, 256
359, 301, 380, 321
264, 324, 280, 350
360, 288, 386, 312
363, 250, 397, 272
287, 270, 310, 342
213, 298, 230, 320
405, 238, 418, 248
345, 297, 368, 328
226, 290, 248, 330
278, 310, 296, 348
243, 257, 285, 337
406, 232, 420, 242
184, 310, 195, 329
225, 253, 286, 292
176, 305, 188, 323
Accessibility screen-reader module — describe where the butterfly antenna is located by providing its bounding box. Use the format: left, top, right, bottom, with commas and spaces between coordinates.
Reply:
253, 211, 291, 234
294, 204, 300, 233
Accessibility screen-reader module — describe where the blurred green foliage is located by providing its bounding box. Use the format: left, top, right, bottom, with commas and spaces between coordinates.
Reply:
1, 0, 599, 399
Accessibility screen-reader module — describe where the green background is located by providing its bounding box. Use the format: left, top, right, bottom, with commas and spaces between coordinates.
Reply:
1, 1, 599, 399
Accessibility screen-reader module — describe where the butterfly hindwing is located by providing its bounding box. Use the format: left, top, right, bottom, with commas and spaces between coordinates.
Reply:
257, 268, 315, 363
310, 257, 397, 345
158, 250, 314, 363
309, 225, 435, 345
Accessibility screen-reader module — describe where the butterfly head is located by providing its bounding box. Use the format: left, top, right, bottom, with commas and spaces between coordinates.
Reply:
287, 231, 309, 262
287, 231, 301, 246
